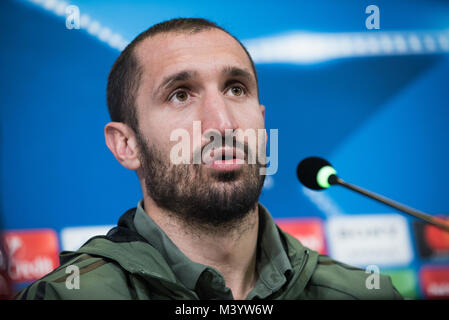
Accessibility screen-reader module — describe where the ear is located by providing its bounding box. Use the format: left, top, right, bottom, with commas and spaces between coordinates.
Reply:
104, 122, 141, 170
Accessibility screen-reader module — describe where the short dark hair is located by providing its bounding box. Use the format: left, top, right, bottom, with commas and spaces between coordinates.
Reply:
106, 18, 258, 133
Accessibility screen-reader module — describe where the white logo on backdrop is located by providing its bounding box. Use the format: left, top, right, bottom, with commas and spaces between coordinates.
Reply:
326, 214, 413, 267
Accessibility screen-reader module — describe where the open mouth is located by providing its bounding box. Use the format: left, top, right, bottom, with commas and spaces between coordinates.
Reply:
204, 147, 245, 170
214, 147, 244, 161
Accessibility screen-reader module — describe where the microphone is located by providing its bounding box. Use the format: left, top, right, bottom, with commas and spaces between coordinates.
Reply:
297, 156, 449, 233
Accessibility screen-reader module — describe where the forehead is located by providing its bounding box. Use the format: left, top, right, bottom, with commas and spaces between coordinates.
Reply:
134, 29, 254, 85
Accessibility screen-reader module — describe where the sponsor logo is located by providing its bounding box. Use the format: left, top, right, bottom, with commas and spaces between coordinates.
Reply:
413, 217, 449, 259
2, 230, 59, 283
60, 225, 114, 252
326, 214, 413, 267
276, 218, 327, 254
419, 266, 449, 299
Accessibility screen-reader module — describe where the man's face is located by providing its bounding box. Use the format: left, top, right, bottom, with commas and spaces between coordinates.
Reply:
133, 29, 266, 228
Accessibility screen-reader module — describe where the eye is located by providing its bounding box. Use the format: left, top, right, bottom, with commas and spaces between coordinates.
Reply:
170, 89, 189, 103
226, 85, 246, 97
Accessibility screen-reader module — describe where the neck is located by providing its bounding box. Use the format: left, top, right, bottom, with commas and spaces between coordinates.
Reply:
142, 194, 260, 300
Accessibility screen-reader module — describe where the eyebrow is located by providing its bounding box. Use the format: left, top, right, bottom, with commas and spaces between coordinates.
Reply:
155, 70, 198, 97
221, 66, 255, 85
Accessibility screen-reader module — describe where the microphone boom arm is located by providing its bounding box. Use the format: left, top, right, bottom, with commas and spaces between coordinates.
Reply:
329, 175, 449, 233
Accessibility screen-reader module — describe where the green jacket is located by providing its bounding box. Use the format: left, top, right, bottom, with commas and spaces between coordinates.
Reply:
16, 205, 402, 300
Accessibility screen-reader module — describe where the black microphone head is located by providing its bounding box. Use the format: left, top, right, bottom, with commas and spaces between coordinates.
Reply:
297, 156, 337, 190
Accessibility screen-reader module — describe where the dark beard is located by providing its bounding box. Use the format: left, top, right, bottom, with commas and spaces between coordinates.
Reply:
136, 131, 266, 229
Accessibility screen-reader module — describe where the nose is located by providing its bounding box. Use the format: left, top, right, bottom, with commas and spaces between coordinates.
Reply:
199, 88, 239, 138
